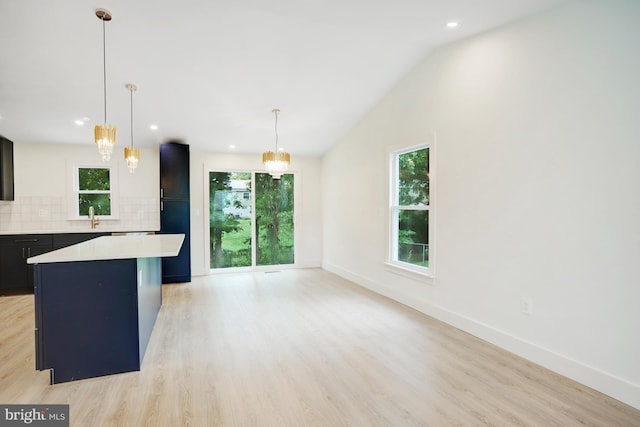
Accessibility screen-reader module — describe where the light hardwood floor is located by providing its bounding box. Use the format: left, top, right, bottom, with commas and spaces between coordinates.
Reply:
1, 269, 638, 426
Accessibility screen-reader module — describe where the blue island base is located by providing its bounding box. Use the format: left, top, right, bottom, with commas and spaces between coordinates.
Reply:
34, 257, 162, 384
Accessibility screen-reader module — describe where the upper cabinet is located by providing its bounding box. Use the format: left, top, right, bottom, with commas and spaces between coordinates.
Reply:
0, 136, 14, 201
160, 141, 189, 200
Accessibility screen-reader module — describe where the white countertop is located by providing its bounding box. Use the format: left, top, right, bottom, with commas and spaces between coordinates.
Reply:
27, 234, 185, 264
0, 228, 159, 236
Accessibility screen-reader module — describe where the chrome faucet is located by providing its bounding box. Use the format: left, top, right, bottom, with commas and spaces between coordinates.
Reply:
88, 206, 99, 229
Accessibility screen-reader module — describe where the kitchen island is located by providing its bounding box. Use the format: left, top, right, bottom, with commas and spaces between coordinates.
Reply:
27, 234, 184, 384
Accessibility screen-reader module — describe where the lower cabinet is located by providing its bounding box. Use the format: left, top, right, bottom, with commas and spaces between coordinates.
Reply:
52, 233, 106, 250
0, 233, 106, 295
0, 235, 52, 295
160, 200, 191, 283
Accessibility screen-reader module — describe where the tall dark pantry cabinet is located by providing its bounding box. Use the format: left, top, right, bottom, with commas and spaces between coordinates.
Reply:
160, 141, 191, 283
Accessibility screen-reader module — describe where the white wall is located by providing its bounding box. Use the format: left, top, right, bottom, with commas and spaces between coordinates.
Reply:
189, 151, 323, 276
0, 142, 159, 234
0, 142, 323, 277
322, 0, 640, 409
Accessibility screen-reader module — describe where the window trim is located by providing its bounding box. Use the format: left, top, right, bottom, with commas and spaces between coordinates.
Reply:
388, 142, 433, 280
68, 163, 119, 220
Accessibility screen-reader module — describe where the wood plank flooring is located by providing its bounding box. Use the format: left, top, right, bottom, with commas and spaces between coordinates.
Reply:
1, 269, 638, 426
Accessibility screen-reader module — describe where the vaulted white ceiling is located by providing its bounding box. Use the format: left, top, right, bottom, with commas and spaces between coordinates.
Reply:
0, 0, 566, 156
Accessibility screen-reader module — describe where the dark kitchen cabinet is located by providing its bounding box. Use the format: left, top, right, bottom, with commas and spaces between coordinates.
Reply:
160, 141, 191, 283
0, 234, 52, 295
159, 200, 191, 282
52, 232, 106, 250
0, 135, 14, 201
160, 141, 190, 200
0, 233, 106, 295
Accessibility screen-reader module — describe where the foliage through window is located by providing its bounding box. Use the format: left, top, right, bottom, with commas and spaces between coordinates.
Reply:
209, 171, 294, 269
255, 172, 294, 266
77, 167, 112, 216
391, 145, 429, 270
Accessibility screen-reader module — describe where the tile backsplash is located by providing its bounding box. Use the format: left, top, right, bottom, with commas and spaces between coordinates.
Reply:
0, 196, 160, 234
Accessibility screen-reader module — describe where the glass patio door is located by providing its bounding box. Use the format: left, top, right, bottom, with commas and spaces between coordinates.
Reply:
209, 171, 294, 270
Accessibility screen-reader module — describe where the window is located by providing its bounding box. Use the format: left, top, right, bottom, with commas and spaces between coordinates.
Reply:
210, 171, 253, 268
72, 165, 117, 218
209, 171, 295, 270
390, 144, 429, 273
255, 172, 294, 266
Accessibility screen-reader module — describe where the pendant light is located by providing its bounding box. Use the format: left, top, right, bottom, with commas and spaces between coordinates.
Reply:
262, 108, 290, 179
94, 8, 116, 161
124, 83, 140, 173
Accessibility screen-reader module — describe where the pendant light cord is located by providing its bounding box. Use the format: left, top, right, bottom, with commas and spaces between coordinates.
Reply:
130, 87, 134, 148
102, 17, 107, 125
274, 109, 279, 151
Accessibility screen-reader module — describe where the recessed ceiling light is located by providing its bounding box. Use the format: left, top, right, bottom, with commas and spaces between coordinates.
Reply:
74, 119, 85, 126
278, 147, 285, 152
229, 145, 236, 149
447, 21, 459, 28
149, 124, 158, 131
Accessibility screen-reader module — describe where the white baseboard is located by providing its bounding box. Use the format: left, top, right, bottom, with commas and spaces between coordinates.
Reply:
323, 262, 640, 410
296, 259, 322, 269
192, 260, 322, 277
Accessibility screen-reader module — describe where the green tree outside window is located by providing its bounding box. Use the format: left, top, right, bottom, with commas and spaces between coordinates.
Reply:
255, 173, 294, 266
78, 167, 111, 216
394, 147, 429, 268
209, 171, 295, 269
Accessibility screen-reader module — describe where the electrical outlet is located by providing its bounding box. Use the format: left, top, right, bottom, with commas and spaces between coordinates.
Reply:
521, 298, 533, 315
